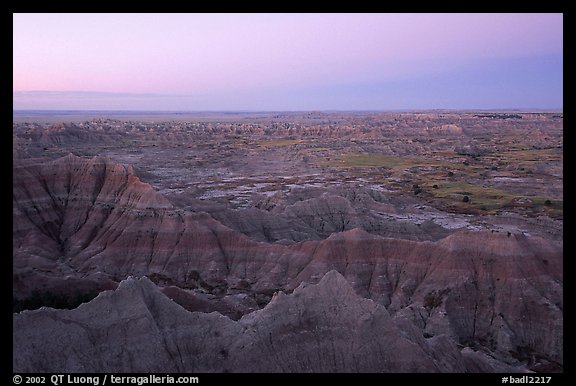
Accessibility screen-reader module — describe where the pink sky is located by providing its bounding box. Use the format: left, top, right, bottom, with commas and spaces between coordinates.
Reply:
13, 13, 563, 110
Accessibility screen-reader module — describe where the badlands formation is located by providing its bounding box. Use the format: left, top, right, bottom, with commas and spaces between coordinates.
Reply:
13, 112, 563, 372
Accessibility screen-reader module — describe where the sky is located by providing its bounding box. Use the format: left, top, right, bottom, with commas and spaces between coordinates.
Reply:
13, 13, 563, 111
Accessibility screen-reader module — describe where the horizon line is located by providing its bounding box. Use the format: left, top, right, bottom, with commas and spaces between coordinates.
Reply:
13, 108, 564, 114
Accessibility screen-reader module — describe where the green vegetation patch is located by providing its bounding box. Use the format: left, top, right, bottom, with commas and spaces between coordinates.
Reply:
486, 148, 562, 166
421, 180, 562, 216
423, 181, 515, 210
326, 154, 447, 169
257, 139, 304, 147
